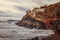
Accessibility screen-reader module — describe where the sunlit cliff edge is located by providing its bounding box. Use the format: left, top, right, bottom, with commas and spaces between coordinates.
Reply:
16, 2, 60, 29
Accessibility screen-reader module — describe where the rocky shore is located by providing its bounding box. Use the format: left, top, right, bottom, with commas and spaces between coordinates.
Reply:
15, 2, 60, 40
16, 2, 60, 30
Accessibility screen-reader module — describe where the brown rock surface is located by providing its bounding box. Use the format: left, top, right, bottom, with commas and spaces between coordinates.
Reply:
42, 34, 60, 40
16, 2, 60, 29
42, 21, 60, 40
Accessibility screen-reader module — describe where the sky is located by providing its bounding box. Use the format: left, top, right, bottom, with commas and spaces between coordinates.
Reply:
0, 0, 60, 20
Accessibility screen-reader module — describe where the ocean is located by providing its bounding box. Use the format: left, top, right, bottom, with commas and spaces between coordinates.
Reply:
0, 21, 54, 40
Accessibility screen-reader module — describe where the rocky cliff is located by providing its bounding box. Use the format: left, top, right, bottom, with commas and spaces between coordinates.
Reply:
16, 2, 60, 29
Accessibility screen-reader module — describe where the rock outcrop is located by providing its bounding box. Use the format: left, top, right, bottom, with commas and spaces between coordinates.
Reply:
42, 21, 60, 40
16, 2, 60, 29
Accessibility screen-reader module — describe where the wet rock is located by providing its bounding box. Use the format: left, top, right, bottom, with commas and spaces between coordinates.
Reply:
16, 18, 46, 29
28, 37, 39, 40
42, 27, 60, 40
42, 34, 60, 40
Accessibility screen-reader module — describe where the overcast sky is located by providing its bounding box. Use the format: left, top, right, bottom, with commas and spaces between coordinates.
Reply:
0, 0, 60, 20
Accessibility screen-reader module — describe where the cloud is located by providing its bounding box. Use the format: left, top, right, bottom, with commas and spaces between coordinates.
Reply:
15, 6, 28, 12
34, 0, 60, 5
0, 0, 60, 20
0, 11, 13, 17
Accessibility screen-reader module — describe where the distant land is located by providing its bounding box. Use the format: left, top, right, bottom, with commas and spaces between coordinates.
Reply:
0, 17, 20, 21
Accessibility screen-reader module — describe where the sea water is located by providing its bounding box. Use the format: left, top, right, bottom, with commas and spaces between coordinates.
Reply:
0, 21, 54, 40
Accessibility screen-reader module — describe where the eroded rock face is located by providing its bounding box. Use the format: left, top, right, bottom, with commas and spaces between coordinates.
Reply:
16, 18, 46, 29
42, 34, 60, 40
42, 21, 60, 40
16, 2, 60, 29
